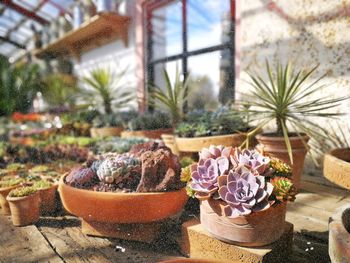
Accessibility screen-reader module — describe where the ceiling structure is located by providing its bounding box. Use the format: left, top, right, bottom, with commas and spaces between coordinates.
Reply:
0, 0, 74, 62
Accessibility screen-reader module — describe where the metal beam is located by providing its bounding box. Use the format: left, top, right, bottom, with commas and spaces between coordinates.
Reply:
0, 35, 26, 49
2, 0, 49, 24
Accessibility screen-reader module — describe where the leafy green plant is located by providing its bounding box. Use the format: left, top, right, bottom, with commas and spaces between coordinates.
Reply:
92, 113, 123, 128
80, 68, 134, 114
128, 111, 172, 131
0, 178, 24, 188
242, 60, 348, 163
176, 107, 248, 138
151, 68, 190, 127
8, 186, 37, 197
33, 180, 53, 189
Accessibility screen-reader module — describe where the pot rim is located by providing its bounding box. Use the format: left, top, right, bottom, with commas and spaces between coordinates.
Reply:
6, 191, 39, 201
256, 133, 309, 141
59, 174, 185, 196
0, 185, 20, 192
326, 148, 350, 165
123, 128, 173, 133
175, 133, 246, 141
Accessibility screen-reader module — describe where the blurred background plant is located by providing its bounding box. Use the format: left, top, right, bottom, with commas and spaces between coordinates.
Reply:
127, 111, 172, 131
80, 67, 134, 114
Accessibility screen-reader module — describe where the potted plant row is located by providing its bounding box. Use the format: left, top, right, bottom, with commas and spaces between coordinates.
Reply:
121, 111, 173, 139
59, 141, 188, 241
182, 145, 296, 246
90, 113, 124, 138
242, 60, 347, 190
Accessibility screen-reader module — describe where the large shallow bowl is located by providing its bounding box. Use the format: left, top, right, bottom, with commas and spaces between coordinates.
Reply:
58, 175, 188, 223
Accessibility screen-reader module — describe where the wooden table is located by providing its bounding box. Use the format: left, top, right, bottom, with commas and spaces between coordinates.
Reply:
1, 173, 349, 263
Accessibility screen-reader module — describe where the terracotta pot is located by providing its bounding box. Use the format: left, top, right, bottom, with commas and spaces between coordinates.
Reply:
324, 148, 350, 190
6, 192, 40, 226
90, 126, 123, 138
161, 134, 179, 155
58, 175, 188, 223
175, 133, 250, 153
255, 134, 309, 190
121, 128, 173, 140
329, 204, 350, 262
200, 199, 287, 247
37, 185, 58, 215
0, 186, 18, 215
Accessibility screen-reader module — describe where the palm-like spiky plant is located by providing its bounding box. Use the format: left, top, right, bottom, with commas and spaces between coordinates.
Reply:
242, 60, 348, 163
150, 68, 190, 127
81, 68, 134, 114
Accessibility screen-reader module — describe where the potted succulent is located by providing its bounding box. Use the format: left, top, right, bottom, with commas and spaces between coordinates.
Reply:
58, 142, 188, 240
121, 111, 173, 139
0, 178, 24, 215
183, 145, 295, 246
175, 107, 254, 153
242, 60, 347, 189
6, 186, 40, 226
33, 180, 57, 215
90, 113, 124, 138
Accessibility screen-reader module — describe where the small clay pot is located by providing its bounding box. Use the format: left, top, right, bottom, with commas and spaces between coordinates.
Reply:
200, 199, 287, 247
121, 128, 173, 140
7, 192, 40, 226
256, 134, 309, 190
324, 148, 350, 190
37, 184, 58, 215
0, 185, 18, 215
90, 126, 123, 138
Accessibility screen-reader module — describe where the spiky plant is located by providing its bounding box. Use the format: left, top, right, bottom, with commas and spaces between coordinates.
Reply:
150, 68, 190, 127
81, 68, 134, 114
242, 60, 348, 163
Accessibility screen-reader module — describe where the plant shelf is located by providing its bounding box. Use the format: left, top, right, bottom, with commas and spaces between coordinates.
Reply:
33, 12, 130, 60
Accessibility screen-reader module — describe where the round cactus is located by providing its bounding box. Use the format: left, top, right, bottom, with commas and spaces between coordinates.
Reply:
218, 167, 273, 218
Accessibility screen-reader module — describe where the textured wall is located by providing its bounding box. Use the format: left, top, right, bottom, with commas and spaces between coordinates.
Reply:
237, 0, 350, 140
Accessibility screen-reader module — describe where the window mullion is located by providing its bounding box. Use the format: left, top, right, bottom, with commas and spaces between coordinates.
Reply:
182, 0, 188, 112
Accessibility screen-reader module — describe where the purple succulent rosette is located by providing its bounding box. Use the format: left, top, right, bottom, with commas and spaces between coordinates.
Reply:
218, 167, 273, 218
190, 158, 223, 199
231, 149, 270, 174
199, 145, 234, 161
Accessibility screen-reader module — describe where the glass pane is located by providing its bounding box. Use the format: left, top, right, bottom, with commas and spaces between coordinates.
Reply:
187, 51, 228, 110
151, 1, 182, 60
187, 0, 231, 51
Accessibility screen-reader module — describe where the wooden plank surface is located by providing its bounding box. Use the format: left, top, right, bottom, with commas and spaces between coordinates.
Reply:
0, 216, 63, 263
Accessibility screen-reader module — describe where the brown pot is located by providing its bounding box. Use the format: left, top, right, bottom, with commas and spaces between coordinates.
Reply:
121, 128, 173, 139
90, 127, 123, 138
329, 204, 350, 262
161, 134, 179, 155
200, 199, 287, 247
324, 148, 350, 190
255, 134, 309, 190
0, 185, 18, 215
175, 134, 249, 153
6, 192, 40, 226
58, 174, 188, 223
37, 185, 58, 215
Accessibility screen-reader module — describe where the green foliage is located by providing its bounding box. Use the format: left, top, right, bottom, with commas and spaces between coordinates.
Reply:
8, 186, 37, 197
0, 56, 44, 116
0, 178, 24, 188
61, 109, 100, 124
243, 60, 348, 163
41, 73, 78, 107
92, 113, 123, 128
151, 68, 190, 127
176, 107, 248, 138
81, 68, 134, 114
270, 177, 296, 202
270, 158, 292, 177
6, 163, 26, 172
56, 136, 97, 147
128, 111, 172, 131
33, 180, 53, 189
180, 157, 195, 168
92, 137, 148, 154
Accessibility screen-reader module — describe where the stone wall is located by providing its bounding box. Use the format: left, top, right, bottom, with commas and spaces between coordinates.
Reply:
236, 0, 350, 157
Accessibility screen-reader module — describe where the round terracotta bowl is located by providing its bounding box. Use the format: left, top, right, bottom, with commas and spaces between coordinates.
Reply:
324, 148, 350, 190
200, 199, 287, 247
90, 127, 123, 138
175, 134, 248, 153
58, 175, 188, 223
121, 128, 173, 139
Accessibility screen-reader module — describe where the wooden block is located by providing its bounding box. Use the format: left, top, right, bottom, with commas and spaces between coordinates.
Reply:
180, 219, 293, 263
82, 219, 163, 243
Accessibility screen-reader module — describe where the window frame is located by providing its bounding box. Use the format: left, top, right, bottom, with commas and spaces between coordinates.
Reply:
143, 0, 236, 110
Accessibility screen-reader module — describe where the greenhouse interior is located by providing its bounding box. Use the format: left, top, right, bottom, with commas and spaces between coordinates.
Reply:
0, 0, 349, 262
